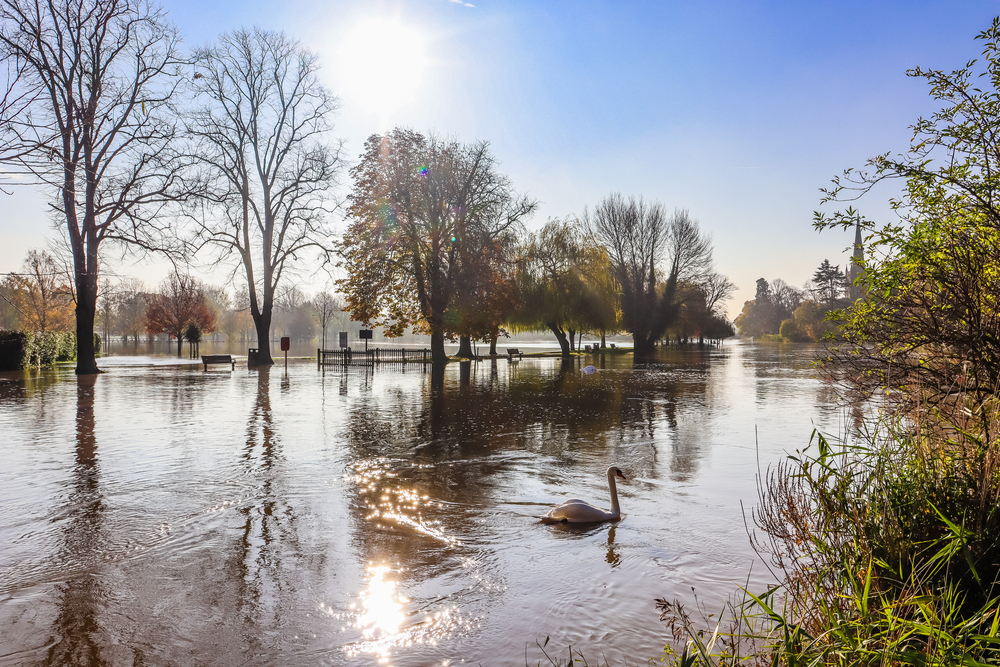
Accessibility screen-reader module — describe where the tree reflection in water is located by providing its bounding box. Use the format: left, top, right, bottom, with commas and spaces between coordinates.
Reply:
0, 344, 837, 666
335, 351, 722, 661
231, 366, 304, 652
45, 374, 107, 667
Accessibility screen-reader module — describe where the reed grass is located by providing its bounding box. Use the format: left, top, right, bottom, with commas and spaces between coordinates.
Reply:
653, 391, 1000, 667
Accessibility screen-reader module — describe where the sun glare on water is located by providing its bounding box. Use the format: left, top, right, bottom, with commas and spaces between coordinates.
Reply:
338, 17, 429, 121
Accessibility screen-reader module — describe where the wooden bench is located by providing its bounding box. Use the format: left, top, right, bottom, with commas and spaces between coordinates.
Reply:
506, 348, 523, 360
202, 354, 236, 371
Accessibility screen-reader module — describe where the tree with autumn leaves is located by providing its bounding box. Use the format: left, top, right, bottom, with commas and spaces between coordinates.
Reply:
337, 129, 536, 362
144, 274, 216, 356
1, 250, 75, 332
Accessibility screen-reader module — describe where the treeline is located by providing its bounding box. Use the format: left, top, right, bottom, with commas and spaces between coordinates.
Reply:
0, 248, 353, 356
0, 3, 735, 371
733, 259, 853, 341
338, 130, 735, 361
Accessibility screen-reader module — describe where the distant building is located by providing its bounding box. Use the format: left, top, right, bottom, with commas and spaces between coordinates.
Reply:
846, 219, 865, 300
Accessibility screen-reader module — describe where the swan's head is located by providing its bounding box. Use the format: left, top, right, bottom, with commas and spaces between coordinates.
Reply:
611, 466, 626, 481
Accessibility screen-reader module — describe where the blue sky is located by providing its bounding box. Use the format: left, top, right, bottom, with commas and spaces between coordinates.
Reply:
3, 1, 999, 316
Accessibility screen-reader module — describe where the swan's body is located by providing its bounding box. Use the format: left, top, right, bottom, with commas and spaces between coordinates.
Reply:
542, 466, 626, 524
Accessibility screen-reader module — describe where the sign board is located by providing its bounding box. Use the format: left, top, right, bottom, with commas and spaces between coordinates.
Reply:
339, 331, 348, 349
280, 337, 290, 351
359, 329, 373, 340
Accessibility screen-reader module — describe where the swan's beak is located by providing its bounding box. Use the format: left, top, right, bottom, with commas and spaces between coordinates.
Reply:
616, 470, 626, 480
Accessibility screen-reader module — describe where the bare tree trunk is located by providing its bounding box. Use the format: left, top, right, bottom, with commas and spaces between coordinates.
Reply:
457, 335, 474, 358
489, 330, 498, 356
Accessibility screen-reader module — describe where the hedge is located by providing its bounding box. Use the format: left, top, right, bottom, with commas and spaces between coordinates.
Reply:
0, 331, 101, 371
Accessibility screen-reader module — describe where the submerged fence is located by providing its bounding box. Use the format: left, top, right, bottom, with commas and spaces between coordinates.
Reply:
317, 347, 433, 367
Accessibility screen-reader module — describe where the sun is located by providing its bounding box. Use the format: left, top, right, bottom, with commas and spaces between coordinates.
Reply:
338, 17, 429, 120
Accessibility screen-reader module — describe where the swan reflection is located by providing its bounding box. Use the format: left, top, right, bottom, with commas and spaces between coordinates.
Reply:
606, 525, 621, 568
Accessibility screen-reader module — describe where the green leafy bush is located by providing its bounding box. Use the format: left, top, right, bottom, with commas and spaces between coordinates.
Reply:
0, 331, 83, 370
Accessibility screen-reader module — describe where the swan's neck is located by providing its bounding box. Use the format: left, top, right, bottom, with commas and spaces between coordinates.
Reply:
608, 469, 620, 517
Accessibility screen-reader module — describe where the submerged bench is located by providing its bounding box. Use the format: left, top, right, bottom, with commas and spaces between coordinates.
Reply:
202, 354, 236, 371
506, 348, 523, 360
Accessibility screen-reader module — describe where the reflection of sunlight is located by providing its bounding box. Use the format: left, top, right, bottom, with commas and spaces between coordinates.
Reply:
332, 563, 472, 662
359, 565, 406, 648
349, 459, 460, 546
338, 460, 474, 660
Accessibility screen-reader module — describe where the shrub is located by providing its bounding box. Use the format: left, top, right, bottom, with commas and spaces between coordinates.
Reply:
0, 330, 82, 370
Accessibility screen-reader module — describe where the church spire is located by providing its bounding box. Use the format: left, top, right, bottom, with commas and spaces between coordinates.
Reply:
847, 219, 865, 300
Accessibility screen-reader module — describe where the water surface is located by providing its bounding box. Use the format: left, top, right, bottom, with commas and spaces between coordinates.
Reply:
0, 343, 842, 665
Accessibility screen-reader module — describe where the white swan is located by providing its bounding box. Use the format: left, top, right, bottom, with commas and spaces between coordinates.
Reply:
542, 466, 626, 523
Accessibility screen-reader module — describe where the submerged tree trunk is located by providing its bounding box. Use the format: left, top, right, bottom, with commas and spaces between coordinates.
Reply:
547, 322, 571, 357
75, 296, 100, 375
253, 312, 274, 365
457, 335, 474, 358
633, 331, 657, 356
568, 329, 576, 352
431, 330, 447, 362
600, 330, 606, 349
489, 329, 498, 356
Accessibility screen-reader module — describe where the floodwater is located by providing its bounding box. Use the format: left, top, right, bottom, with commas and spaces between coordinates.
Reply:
0, 343, 844, 666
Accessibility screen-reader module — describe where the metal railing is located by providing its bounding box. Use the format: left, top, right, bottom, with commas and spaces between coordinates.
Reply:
317, 347, 432, 367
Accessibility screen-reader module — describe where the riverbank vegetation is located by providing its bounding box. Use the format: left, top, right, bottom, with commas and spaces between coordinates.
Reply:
734, 259, 855, 342
659, 18, 1000, 667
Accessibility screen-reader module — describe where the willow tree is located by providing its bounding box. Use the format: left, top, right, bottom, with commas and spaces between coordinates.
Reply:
338, 129, 535, 362
585, 195, 716, 355
511, 218, 619, 356
188, 28, 342, 365
0, 0, 187, 373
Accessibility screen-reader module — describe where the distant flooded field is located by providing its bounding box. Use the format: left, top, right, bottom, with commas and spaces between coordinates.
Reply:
0, 343, 842, 666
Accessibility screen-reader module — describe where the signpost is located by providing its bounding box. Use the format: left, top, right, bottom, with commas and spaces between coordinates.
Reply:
359, 329, 373, 352
280, 336, 290, 371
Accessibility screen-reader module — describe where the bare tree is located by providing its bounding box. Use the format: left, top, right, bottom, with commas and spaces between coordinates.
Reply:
97, 277, 117, 349
585, 195, 714, 354
0, 48, 40, 180
312, 290, 341, 350
703, 271, 737, 315
115, 277, 147, 345
0, 0, 189, 373
187, 28, 342, 366
770, 278, 804, 316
